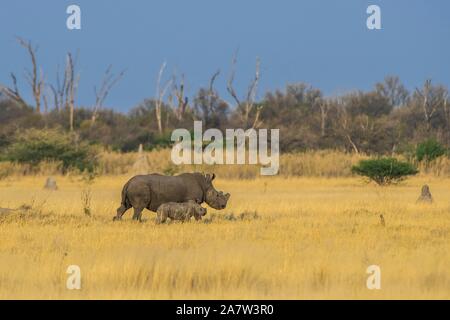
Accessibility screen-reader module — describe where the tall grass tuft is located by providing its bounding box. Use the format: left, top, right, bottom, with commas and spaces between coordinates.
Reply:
81, 189, 92, 217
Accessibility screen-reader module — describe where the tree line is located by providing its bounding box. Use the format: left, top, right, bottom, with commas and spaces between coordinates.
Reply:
1, 38, 449, 156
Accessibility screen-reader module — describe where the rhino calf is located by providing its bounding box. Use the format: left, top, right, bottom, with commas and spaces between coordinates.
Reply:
156, 201, 207, 224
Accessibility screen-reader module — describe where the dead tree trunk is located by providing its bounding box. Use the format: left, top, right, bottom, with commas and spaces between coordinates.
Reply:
443, 94, 450, 146
227, 52, 263, 129
338, 106, 359, 154
174, 74, 189, 121
316, 98, 329, 138
155, 62, 172, 134
63, 53, 80, 132
17, 37, 44, 113
415, 80, 443, 132
168, 72, 189, 122
91, 65, 125, 126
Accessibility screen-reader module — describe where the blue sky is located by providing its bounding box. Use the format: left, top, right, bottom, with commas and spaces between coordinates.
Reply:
1, 0, 449, 111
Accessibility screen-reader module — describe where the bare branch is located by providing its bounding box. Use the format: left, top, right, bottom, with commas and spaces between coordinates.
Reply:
209, 69, 220, 94
415, 79, 447, 131
91, 65, 125, 125
16, 37, 43, 113
315, 97, 330, 137
171, 72, 190, 121
155, 62, 173, 134
0, 73, 27, 107
49, 84, 59, 111
246, 57, 260, 106
252, 105, 263, 129
58, 52, 80, 131
227, 50, 241, 107
208, 69, 221, 113
227, 51, 263, 128
246, 57, 261, 128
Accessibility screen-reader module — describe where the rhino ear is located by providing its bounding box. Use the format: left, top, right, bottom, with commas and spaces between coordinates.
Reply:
205, 173, 215, 183
225, 193, 230, 200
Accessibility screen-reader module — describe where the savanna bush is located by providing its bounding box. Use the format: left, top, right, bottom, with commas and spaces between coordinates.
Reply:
4, 128, 99, 173
352, 157, 418, 185
416, 139, 447, 163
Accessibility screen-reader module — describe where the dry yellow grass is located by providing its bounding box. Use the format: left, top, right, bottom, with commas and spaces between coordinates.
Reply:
0, 175, 449, 299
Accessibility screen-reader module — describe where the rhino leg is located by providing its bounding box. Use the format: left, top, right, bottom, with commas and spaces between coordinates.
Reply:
116, 180, 152, 221
113, 204, 130, 221
132, 207, 145, 222
156, 211, 167, 224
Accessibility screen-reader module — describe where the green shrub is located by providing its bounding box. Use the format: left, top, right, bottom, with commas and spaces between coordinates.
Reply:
416, 139, 447, 163
352, 157, 418, 185
152, 133, 173, 149
5, 128, 98, 173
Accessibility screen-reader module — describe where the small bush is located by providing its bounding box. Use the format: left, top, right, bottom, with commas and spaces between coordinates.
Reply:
4, 128, 99, 173
352, 157, 418, 185
416, 139, 447, 163
81, 188, 92, 217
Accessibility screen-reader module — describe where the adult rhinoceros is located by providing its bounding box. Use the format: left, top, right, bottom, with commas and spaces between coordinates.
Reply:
113, 173, 230, 221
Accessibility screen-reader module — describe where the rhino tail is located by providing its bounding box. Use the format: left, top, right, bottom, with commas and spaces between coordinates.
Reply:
121, 181, 132, 208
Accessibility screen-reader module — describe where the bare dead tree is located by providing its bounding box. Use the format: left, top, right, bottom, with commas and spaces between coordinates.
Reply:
337, 104, 359, 154
42, 87, 49, 114
226, 51, 241, 107
49, 85, 59, 111
192, 70, 230, 126
415, 80, 448, 132
155, 62, 173, 134
46, 52, 81, 129
209, 70, 220, 95
375, 76, 409, 107
315, 98, 330, 138
0, 73, 28, 107
169, 72, 189, 121
443, 92, 450, 145
50, 63, 68, 112
227, 52, 262, 129
16, 37, 44, 113
64, 53, 80, 131
208, 69, 221, 115
91, 65, 125, 125
247, 57, 262, 129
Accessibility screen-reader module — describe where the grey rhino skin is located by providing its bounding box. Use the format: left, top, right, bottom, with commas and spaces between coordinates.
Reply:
114, 173, 230, 221
156, 201, 207, 224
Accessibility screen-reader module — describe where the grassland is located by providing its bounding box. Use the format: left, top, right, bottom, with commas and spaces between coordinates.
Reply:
0, 174, 449, 300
